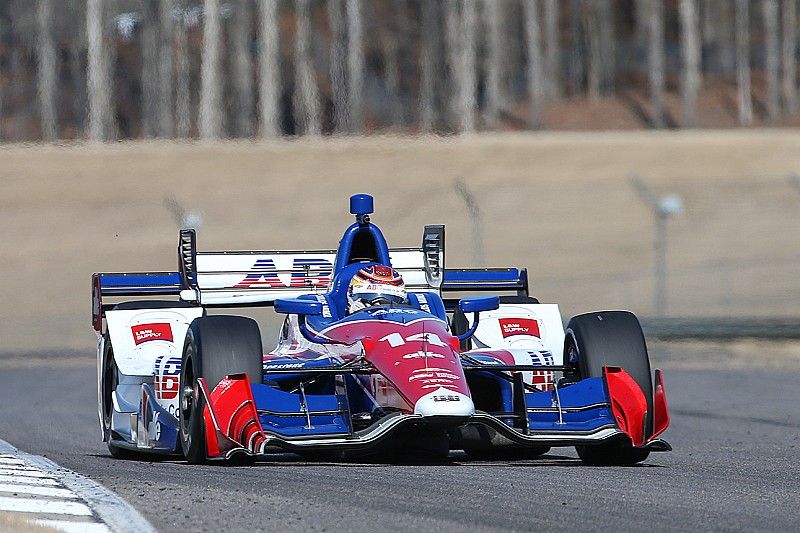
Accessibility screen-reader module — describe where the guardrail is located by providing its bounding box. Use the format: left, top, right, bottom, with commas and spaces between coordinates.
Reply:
638, 317, 800, 340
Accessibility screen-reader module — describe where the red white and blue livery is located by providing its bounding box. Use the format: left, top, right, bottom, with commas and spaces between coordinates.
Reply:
92, 194, 670, 464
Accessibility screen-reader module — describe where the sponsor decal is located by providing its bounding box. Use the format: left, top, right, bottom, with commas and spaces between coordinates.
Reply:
233, 258, 332, 289
154, 356, 181, 402
132, 323, 173, 345
498, 318, 540, 338
263, 362, 305, 370
369, 308, 421, 316
432, 394, 461, 402
402, 351, 445, 359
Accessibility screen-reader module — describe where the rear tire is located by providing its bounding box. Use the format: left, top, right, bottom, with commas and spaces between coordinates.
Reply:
179, 316, 263, 464
565, 311, 652, 466
101, 338, 144, 460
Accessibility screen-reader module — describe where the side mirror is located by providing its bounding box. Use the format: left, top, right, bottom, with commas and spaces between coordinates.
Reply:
459, 296, 499, 314
456, 296, 499, 342
274, 298, 322, 316
274, 298, 332, 344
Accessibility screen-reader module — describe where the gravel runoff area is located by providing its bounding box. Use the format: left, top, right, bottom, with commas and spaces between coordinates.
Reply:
2, 130, 800, 354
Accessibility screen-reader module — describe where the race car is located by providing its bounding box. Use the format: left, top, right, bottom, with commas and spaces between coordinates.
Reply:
92, 194, 670, 465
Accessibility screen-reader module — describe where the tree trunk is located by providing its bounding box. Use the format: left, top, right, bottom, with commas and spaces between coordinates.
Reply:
231, 0, 255, 137
346, 0, 364, 133
36, 0, 57, 141
418, 0, 437, 132
598, 0, 616, 94
647, 0, 665, 128
523, 0, 543, 129
583, 2, 602, 100
158, 0, 175, 137
735, 0, 752, 126
568, 0, 584, 95
382, 0, 405, 129
175, 1, 191, 137
258, 0, 281, 137
484, 0, 502, 128
293, 0, 321, 135
444, 0, 460, 129
782, 0, 798, 113
87, 0, 113, 141
634, 0, 650, 68
680, 0, 701, 127
141, 0, 160, 138
199, 0, 223, 139
543, 0, 560, 99
328, 0, 348, 133
763, 0, 780, 123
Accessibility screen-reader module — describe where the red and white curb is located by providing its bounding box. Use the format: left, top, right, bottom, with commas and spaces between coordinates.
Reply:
0, 439, 154, 533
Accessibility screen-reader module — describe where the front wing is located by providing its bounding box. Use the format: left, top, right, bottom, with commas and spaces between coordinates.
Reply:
196, 365, 670, 461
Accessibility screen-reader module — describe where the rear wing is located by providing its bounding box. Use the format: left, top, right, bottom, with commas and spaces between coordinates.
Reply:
92, 226, 530, 331
92, 226, 446, 331
440, 268, 529, 311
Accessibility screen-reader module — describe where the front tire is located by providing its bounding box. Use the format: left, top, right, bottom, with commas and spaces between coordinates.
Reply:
179, 316, 263, 464
565, 311, 652, 466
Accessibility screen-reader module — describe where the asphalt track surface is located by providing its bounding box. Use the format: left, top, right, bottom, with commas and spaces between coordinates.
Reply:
0, 347, 798, 532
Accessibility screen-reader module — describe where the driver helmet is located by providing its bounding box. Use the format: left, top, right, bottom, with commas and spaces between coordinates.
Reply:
347, 264, 407, 314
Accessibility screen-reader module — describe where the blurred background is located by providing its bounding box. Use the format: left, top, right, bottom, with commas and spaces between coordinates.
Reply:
2, 0, 800, 138
0, 0, 799, 354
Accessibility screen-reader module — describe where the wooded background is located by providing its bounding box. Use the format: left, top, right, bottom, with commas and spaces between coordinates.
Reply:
1, 0, 799, 141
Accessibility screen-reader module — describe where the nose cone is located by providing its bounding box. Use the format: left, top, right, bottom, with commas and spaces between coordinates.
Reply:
413, 387, 475, 418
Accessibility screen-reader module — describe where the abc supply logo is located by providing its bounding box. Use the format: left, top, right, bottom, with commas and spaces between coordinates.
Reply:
154, 356, 181, 402
498, 318, 540, 338
131, 323, 173, 345
233, 258, 332, 289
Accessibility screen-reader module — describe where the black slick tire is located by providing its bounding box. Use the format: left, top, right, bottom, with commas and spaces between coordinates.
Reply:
179, 316, 263, 464
101, 336, 140, 460
565, 311, 652, 466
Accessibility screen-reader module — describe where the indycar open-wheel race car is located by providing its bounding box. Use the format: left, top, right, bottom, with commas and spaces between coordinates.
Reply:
92, 194, 670, 465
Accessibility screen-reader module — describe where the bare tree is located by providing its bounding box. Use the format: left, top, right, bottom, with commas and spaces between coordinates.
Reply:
175, 1, 191, 137
598, 0, 616, 94
735, 0, 752, 125
382, 0, 406, 128
484, 0, 502, 128
87, 0, 113, 141
763, 0, 780, 124
36, 0, 57, 140
231, 0, 255, 137
445, 0, 477, 133
543, 0, 560, 99
647, 0, 666, 127
158, 0, 175, 137
293, 0, 321, 135
418, 0, 437, 132
567, 0, 585, 95
328, 0, 348, 133
346, 0, 364, 133
680, 0, 701, 127
782, 0, 798, 113
523, 0, 544, 128
67, 1, 87, 137
141, 0, 160, 138
199, 0, 223, 139
258, 0, 281, 137
584, 2, 602, 100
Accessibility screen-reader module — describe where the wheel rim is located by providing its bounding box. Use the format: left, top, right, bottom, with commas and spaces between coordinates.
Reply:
102, 349, 115, 428
180, 356, 195, 444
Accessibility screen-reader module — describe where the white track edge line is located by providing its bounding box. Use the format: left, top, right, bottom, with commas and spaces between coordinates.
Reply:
0, 438, 155, 533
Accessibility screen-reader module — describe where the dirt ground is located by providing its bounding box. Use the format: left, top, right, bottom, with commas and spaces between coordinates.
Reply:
1, 130, 799, 353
